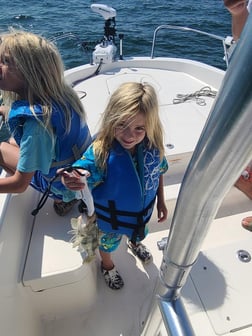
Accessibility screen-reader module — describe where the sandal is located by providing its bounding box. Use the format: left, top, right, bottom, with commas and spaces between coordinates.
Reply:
241, 216, 252, 232
127, 240, 153, 264
101, 264, 124, 290
53, 199, 78, 216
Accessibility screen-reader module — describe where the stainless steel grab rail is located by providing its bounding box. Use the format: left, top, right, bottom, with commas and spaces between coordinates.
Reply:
151, 24, 230, 67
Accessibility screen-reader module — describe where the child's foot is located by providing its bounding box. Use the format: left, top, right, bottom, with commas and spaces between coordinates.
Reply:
101, 264, 124, 290
53, 199, 78, 216
241, 216, 252, 232
127, 240, 153, 264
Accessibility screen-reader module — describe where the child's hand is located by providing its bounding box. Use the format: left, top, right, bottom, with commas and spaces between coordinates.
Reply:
57, 168, 90, 191
157, 200, 168, 223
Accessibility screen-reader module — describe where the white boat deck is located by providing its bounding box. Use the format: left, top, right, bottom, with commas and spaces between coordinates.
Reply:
18, 181, 252, 336
183, 188, 252, 336
2, 58, 252, 335
70, 59, 221, 160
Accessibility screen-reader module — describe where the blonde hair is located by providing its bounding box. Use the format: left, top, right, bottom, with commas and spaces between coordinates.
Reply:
93, 82, 164, 169
0, 29, 86, 132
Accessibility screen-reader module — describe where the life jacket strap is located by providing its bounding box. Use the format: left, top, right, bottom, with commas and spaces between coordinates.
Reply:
95, 198, 155, 242
95, 198, 155, 221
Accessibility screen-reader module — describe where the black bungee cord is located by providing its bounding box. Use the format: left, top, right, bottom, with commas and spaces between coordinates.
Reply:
31, 166, 86, 216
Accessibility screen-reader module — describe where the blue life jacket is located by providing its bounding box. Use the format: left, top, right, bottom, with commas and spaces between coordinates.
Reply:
8, 100, 92, 193
92, 141, 161, 242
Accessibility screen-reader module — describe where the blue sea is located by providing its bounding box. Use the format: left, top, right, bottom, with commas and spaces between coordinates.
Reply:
0, 0, 231, 70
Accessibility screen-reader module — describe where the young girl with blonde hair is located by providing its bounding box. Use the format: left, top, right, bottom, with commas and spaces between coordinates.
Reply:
0, 29, 91, 215
63, 82, 168, 289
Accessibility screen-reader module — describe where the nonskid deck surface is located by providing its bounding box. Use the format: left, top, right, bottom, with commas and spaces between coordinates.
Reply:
0, 174, 250, 336
26, 193, 170, 336
36, 182, 252, 336
180, 183, 252, 336
44, 232, 167, 336
73, 64, 218, 158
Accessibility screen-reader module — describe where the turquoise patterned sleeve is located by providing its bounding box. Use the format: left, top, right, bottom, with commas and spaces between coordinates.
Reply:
160, 156, 169, 174
73, 144, 104, 190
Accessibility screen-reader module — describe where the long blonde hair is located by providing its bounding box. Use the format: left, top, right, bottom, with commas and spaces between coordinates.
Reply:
0, 29, 86, 132
93, 82, 164, 170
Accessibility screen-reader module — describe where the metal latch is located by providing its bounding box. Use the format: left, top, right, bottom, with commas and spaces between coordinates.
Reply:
157, 237, 168, 250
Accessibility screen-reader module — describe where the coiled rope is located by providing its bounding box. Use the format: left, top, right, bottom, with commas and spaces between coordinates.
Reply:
173, 86, 217, 106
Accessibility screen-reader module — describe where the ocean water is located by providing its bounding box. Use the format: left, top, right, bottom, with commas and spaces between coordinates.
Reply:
0, 0, 231, 70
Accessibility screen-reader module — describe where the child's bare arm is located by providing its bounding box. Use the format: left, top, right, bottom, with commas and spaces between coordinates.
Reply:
156, 175, 168, 222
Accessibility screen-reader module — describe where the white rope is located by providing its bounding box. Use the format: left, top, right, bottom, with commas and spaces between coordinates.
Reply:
173, 86, 217, 106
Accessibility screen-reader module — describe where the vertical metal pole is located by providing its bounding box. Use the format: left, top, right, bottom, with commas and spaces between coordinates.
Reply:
142, 14, 252, 336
